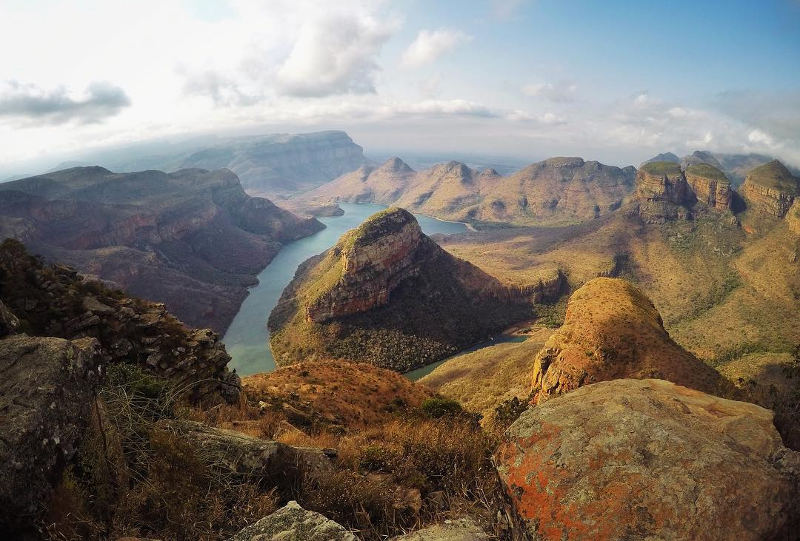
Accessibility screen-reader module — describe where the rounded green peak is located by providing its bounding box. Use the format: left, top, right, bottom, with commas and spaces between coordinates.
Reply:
746, 160, 798, 193
685, 163, 729, 184
641, 161, 682, 176
342, 207, 419, 249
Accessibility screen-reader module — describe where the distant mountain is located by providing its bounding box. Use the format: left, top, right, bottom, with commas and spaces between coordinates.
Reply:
642, 152, 680, 164
300, 156, 636, 226
0, 166, 323, 332
643, 150, 785, 186
36, 131, 367, 198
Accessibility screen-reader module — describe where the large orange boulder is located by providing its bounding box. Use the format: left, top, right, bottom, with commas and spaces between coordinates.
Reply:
495, 378, 800, 541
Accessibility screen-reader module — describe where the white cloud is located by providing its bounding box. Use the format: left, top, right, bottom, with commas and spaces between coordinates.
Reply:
401, 29, 471, 68
0, 80, 130, 125
276, 11, 396, 97
522, 81, 578, 103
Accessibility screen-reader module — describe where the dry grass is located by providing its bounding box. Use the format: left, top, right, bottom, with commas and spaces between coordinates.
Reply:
419, 328, 553, 423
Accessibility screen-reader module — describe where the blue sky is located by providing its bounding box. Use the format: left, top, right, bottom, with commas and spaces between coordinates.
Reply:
0, 0, 798, 172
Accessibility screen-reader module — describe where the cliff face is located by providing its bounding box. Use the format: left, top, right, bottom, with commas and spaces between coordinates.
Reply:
634, 161, 694, 223
0, 166, 323, 332
0, 239, 240, 404
301, 156, 637, 226
269, 208, 540, 371
685, 163, 732, 210
178, 131, 366, 196
742, 160, 799, 218
530, 278, 733, 403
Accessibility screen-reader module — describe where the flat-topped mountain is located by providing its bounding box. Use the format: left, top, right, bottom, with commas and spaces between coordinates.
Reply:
44, 131, 366, 198
0, 166, 323, 332
269, 207, 537, 371
301, 156, 637, 226
741, 160, 799, 218
634, 161, 734, 222
177, 131, 366, 196
644, 150, 789, 186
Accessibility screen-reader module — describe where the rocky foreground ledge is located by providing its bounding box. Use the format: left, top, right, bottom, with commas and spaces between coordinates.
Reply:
496, 378, 800, 541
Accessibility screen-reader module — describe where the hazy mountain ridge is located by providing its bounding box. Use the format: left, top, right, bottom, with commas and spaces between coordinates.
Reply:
0, 166, 323, 332
300, 156, 637, 226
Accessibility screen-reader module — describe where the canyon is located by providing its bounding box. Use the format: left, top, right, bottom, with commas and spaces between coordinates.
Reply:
0, 166, 322, 332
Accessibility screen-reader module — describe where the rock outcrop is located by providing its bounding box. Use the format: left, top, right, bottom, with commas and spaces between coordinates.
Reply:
243, 359, 435, 431
741, 160, 799, 218
685, 163, 732, 210
0, 335, 101, 525
495, 378, 800, 541
301, 156, 637, 226
788, 199, 800, 236
389, 517, 490, 540
531, 278, 732, 403
0, 299, 19, 336
154, 420, 334, 485
634, 161, 694, 223
229, 501, 356, 541
0, 166, 323, 332
0, 238, 240, 403
269, 208, 535, 371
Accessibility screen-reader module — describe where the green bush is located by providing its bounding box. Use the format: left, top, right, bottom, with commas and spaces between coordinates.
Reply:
420, 397, 464, 419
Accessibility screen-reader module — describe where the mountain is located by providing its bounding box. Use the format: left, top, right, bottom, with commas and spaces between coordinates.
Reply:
642, 151, 680, 164
436, 163, 800, 387
34, 131, 366, 198
530, 278, 734, 403
300, 156, 637, 226
644, 150, 788, 186
0, 166, 323, 332
634, 161, 734, 222
741, 160, 799, 218
176, 131, 366, 196
268, 207, 542, 371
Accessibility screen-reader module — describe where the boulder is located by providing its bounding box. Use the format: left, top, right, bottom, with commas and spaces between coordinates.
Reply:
531, 277, 732, 403
0, 335, 100, 526
0, 299, 19, 337
390, 517, 490, 540
228, 500, 356, 541
154, 420, 333, 487
495, 378, 800, 541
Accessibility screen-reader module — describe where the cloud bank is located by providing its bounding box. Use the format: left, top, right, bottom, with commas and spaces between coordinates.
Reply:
0, 81, 130, 125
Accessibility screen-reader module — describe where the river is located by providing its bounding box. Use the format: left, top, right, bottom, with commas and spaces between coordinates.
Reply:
223, 203, 468, 377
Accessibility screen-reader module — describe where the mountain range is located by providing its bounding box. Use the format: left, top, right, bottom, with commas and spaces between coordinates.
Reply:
0, 166, 322, 332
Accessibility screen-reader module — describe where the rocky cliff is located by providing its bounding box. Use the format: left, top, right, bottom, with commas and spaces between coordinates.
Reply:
269, 208, 539, 371
0, 166, 323, 332
0, 239, 240, 403
741, 160, 799, 218
301, 156, 637, 226
530, 278, 733, 403
685, 163, 732, 210
178, 131, 366, 196
634, 161, 695, 222
496, 378, 800, 541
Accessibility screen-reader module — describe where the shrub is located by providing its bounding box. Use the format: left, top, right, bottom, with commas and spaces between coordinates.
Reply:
420, 397, 464, 419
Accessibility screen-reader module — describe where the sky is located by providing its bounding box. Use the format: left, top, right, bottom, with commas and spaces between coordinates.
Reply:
1, 0, 799, 173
